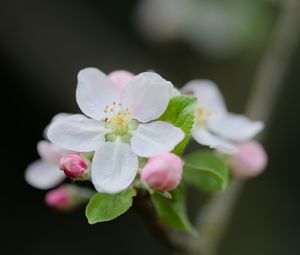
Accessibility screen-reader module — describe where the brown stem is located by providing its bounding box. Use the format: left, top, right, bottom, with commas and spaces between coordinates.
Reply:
133, 190, 188, 253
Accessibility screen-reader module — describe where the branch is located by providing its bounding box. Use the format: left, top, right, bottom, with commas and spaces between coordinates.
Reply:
246, 0, 300, 123
133, 190, 189, 253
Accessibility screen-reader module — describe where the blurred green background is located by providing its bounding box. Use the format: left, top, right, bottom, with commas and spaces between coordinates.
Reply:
1, 0, 299, 254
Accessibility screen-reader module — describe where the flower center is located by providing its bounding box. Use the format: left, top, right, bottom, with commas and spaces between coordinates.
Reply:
194, 107, 212, 127
104, 102, 138, 143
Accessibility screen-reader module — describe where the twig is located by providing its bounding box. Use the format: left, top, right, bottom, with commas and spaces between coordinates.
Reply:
246, 0, 300, 124
186, 180, 244, 255
133, 190, 189, 253
186, 1, 300, 254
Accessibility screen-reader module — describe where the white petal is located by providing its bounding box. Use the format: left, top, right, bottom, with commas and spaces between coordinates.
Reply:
50, 112, 72, 123
37, 140, 69, 164
181, 80, 227, 116
121, 72, 173, 122
91, 141, 138, 194
25, 160, 65, 189
191, 128, 237, 154
131, 121, 184, 157
43, 112, 72, 139
47, 114, 105, 152
207, 113, 264, 142
76, 68, 120, 120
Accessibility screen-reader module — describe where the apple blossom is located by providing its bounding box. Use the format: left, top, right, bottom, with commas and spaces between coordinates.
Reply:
181, 80, 264, 154
229, 141, 267, 178
59, 154, 90, 180
47, 68, 184, 194
141, 152, 183, 191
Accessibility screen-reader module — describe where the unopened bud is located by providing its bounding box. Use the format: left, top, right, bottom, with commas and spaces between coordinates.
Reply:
45, 186, 71, 210
229, 141, 267, 179
141, 153, 183, 192
45, 185, 94, 211
108, 70, 134, 90
59, 155, 89, 180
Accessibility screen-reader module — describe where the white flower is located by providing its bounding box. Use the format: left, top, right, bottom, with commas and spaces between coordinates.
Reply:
181, 80, 264, 154
47, 68, 184, 194
25, 140, 68, 189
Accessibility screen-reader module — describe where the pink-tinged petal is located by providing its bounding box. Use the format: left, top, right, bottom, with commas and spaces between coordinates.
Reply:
121, 72, 173, 122
229, 141, 267, 178
108, 70, 134, 91
131, 121, 184, 157
25, 160, 65, 189
191, 127, 237, 154
181, 80, 227, 116
37, 140, 72, 164
141, 152, 183, 191
47, 114, 105, 152
207, 113, 264, 142
76, 68, 121, 120
91, 141, 138, 194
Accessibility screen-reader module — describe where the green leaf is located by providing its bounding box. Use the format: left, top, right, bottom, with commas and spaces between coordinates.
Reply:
183, 151, 229, 193
151, 185, 197, 235
86, 188, 136, 224
158, 95, 197, 155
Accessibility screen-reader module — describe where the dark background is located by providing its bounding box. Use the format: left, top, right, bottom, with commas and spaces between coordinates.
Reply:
1, 1, 299, 254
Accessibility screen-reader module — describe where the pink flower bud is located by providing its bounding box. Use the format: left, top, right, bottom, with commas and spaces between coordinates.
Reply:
108, 70, 134, 91
229, 141, 267, 179
141, 153, 183, 191
45, 185, 94, 211
45, 187, 71, 210
58, 155, 89, 179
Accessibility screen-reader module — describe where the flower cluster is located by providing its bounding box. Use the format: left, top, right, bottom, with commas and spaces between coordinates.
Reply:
25, 68, 267, 230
